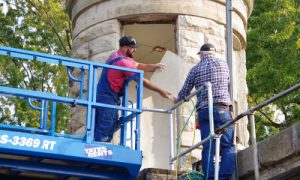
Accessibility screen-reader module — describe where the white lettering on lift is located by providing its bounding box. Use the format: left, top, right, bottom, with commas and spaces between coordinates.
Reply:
84, 146, 113, 158
41, 140, 56, 150
0, 134, 56, 151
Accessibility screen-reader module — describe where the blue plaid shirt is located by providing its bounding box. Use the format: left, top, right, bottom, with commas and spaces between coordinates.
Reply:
177, 54, 232, 110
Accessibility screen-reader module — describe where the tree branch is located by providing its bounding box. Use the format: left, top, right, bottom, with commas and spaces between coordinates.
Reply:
11, 59, 28, 89
256, 109, 282, 128
253, 99, 282, 128
27, 0, 70, 55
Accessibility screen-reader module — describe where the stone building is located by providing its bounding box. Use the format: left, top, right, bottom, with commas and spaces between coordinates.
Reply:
66, 0, 253, 170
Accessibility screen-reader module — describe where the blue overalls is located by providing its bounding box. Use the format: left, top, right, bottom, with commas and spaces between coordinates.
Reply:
94, 57, 126, 142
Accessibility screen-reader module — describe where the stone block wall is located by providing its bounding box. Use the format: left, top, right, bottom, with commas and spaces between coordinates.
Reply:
66, 0, 253, 170
238, 122, 300, 180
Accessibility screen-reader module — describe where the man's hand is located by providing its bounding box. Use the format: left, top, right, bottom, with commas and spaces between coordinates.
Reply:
136, 63, 166, 72
173, 98, 179, 104
155, 63, 166, 71
159, 90, 176, 101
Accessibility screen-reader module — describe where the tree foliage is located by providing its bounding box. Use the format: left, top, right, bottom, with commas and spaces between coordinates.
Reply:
0, 0, 72, 132
246, 0, 300, 141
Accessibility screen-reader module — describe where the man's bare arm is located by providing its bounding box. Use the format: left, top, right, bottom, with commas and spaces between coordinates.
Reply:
142, 78, 175, 100
136, 63, 166, 72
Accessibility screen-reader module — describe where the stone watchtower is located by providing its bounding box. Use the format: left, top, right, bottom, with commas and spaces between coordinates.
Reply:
66, 0, 253, 170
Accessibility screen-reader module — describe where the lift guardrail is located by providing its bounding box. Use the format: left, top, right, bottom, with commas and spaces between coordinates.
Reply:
0, 46, 144, 179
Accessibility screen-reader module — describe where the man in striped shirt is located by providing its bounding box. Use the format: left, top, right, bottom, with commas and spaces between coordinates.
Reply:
176, 43, 235, 180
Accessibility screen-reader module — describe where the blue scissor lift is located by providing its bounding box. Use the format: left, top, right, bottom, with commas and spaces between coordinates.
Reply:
0, 46, 144, 179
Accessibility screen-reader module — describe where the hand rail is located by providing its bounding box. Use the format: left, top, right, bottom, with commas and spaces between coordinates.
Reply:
215, 82, 300, 134
168, 82, 300, 157
143, 82, 300, 179
142, 86, 205, 113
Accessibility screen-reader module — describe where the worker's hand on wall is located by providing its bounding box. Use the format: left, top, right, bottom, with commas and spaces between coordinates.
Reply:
167, 94, 177, 102
172, 97, 178, 104
159, 90, 175, 101
136, 63, 166, 72
155, 63, 166, 71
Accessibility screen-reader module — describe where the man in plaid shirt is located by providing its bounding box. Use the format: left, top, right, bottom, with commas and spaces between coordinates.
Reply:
176, 43, 235, 180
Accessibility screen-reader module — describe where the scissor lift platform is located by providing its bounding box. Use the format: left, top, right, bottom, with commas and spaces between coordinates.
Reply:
0, 46, 144, 179
0, 130, 141, 179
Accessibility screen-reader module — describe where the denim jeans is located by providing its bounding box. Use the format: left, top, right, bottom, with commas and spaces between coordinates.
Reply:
95, 94, 120, 142
198, 107, 235, 180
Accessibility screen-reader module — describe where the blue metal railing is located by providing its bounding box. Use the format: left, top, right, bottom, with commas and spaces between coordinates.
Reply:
0, 46, 144, 150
